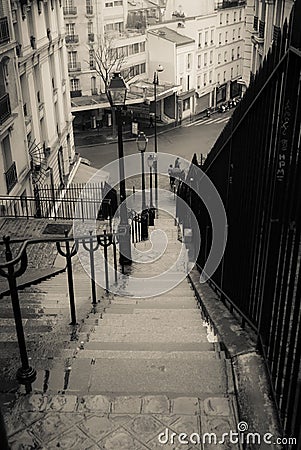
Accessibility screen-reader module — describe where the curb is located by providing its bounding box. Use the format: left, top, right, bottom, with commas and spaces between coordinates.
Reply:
188, 268, 282, 448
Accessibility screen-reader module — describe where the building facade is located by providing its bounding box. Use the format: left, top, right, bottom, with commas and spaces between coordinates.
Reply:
1, 0, 75, 206
1, 0, 32, 200
242, 0, 294, 87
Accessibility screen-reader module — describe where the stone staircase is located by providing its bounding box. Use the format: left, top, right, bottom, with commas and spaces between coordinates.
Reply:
1, 214, 240, 450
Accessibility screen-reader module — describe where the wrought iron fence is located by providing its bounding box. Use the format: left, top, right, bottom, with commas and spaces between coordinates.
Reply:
0, 182, 118, 222
177, 1, 301, 445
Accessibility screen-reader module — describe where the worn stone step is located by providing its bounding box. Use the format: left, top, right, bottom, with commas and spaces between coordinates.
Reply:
30, 357, 228, 396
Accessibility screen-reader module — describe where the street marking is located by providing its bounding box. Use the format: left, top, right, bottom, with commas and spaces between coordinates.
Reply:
185, 115, 230, 127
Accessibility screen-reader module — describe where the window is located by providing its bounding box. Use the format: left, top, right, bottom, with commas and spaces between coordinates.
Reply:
225, 31, 228, 43
233, 29, 235, 40
232, 48, 234, 60
91, 76, 97, 94
105, 1, 113, 6
205, 31, 208, 46
66, 23, 75, 35
198, 54, 201, 69
220, 13, 222, 25
237, 64, 239, 75
237, 46, 240, 58
217, 73, 220, 83
219, 33, 221, 44
140, 63, 146, 73
210, 29, 214, 44
179, 77, 183, 87
218, 53, 221, 64
89, 49, 95, 69
88, 21, 93, 34
187, 74, 190, 90
197, 76, 201, 89
133, 42, 139, 54
226, 13, 229, 24
187, 53, 191, 70
210, 50, 213, 64
1, 135, 12, 171
183, 98, 190, 111
209, 71, 212, 83
238, 27, 241, 38
203, 73, 207, 86
86, 0, 93, 14
198, 32, 202, 47
114, 0, 123, 5
140, 41, 145, 52
68, 51, 77, 68
223, 70, 226, 82
231, 67, 233, 78
234, 11, 237, 22
224, 51, 227, 62
204, 53, 207, 66
70, 78, 79, 91
239, 9, 242, 21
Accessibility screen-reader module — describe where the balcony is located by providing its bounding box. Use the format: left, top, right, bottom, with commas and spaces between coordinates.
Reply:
68, 62, 81, 72
65, 34, 79, 44
0, 17, 10, 45
259, 20, 265, 39
70, 90, 82, 98
63, 6, 77, 15
273, 25, 281, 43
216, 0, 246, 9
253, 15, 258, 31
0, 93, 11, 125
88, 33, 95, 42
5, 161, 18, 194
86, 6, 94, 15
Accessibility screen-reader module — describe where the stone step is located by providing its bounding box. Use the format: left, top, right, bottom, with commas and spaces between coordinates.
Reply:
81, 341, 215, 352
61, 350, 219, 360
30, 357, 228, 397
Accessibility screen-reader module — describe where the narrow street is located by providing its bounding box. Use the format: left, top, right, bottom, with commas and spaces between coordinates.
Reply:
75, 111, 233, 171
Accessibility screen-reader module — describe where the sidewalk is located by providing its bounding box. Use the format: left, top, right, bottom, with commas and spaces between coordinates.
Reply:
1, 194, 240, 449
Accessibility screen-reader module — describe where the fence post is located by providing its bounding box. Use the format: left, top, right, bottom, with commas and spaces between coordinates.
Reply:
0, 236, 36, 390
97, 230, 113, 294
0, 406, 9, 450
82, 231, 99, 305
56, 231, 78, 325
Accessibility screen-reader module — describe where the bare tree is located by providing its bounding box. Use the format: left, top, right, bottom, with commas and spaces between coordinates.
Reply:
91, 34, 130, 136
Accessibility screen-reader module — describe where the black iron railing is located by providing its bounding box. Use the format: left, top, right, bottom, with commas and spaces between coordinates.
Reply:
177, 1, 301, 446
65, 34, 79, 44
70, 90, 82, 98
253, 15, 258, 31
259, 20, 265, 39
68, 62, 81, 71
0, 93, 11, 125
63, 6, 77, 15
0, 17, 10, 45
4, 162, 17, 194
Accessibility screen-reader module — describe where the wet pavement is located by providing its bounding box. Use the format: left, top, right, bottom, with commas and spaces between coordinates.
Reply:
0, 193, 240, 449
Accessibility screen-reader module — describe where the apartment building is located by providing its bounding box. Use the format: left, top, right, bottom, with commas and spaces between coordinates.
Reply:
0, 0, 32, 199
215, 1, 245, 103
64, 0, 147, 128
127, 0, 162, 28
242, 0, 294, 86
148, 27, 195, 121
12, 0, 75, 193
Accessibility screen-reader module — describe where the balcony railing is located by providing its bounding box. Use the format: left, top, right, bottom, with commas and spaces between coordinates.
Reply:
65, 34, 79, 44
68, 62, 81, 72
63, 6, 77, 15
5, 161, 18, 193
0, 93, 11, 125
216, 0, 246, 9
253, 15, 258, 31
0, 17, 10, 45
259, 20, 265, 39
88, 33, 95, 42
70, 90, 82, 98
273, 25, 281, 43
86, 6, 94, 14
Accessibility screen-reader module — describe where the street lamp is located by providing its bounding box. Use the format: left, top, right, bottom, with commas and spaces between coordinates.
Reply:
147, 153, 156, 226
136, 132, 149, 240
107, 72, 132, 265
153, 64, 164, 214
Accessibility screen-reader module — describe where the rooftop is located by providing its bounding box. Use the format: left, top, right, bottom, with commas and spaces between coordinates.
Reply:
148, 26, 195, 46
128, 0, 160, 10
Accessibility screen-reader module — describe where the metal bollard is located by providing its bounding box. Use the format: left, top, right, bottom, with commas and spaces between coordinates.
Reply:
82, 231, 100, 305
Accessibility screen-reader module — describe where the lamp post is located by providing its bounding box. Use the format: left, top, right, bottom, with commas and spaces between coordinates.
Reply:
136, 132, 149, 240
147, 154, 156, 226
153, 64, 164, 215
107, 72, 132, 265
